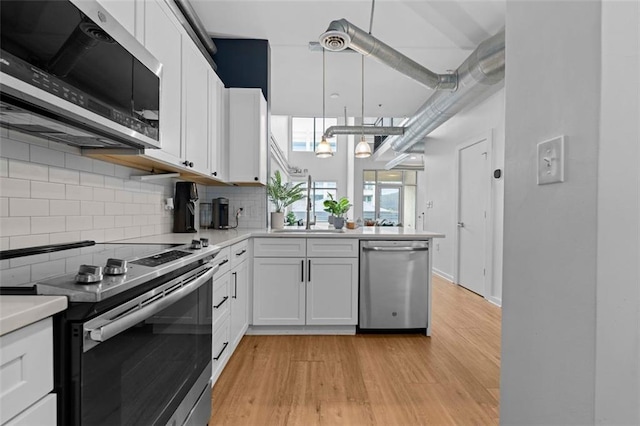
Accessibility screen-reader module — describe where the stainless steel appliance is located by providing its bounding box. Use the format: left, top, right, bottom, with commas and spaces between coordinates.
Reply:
0, 239, 220, 425
212, 197, 229, 229
0, 0, 161, 150
174, 182, 198, 233
359, 240, 430, 334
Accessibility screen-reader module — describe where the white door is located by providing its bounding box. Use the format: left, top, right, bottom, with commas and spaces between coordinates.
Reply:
252, 257, 305, 325
456, 138, 490, 296
230, 260, 248, 345
306, 258, 358, 325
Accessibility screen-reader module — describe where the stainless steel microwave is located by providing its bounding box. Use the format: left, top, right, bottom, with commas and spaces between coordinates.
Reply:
0, 0, 161, 150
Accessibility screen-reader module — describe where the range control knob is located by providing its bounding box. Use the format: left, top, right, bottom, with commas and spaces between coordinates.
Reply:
75, 265, 104, 284
104, 258, 128, 275
199, 238, 209, 247
191, 239, 202, 250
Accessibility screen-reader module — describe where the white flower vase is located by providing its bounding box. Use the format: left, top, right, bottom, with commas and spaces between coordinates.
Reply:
271, 211, 284, 229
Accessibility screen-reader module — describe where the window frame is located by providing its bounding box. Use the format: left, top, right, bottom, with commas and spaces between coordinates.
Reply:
291, 117, 338, 152
363, 170, 417, 226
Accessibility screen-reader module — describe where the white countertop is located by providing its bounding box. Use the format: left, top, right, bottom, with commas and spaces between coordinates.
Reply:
0, 296, 68, 336
114, 227, 445, 247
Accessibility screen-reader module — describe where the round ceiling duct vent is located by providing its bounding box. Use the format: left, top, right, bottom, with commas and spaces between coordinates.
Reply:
319, 30, 351, 51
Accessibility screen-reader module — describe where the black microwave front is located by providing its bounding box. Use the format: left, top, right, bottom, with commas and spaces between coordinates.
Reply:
0, 0, 161, 149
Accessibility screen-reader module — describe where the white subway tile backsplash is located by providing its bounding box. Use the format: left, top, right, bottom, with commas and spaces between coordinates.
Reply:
81, 200, 104, 216
0, 177, 30, 198
132, 215, 148, 226
115, 215, 133, 227
9, 234, 49, 249
0, 265, 31, 286
0, 158, 8, 177
49, 231, 81, 245
0, 217, 29, 236
0, 198, 8, 217
30, 145, 65, 167
81, 229, 105, 242
124, 203, 141, 215
31, 259, 66, 281
80, 172, 105, 188
65, 153, 93, 172
124, 226, 141, 239
93, 188, 115, 202
10, 198, 49, 217
115, 190, 133, 203
93, 215, 115, 229
49, 167, 80, 185
0, 237, 8, 250
32, 216, 65, 234
104, 202, 124, 215
0, 139, 30, 161
66, 185, 93, 201
104, 227, 125, 242
92, 160, 115, 177
132, 193, 147, 204
140, 225, 156, 236
32, 181, 66, 200
9, 160, 48, 181
66, 216, 93, 231
114, 165, 132, 179
50, 200, 80, 216
124, 180, 141, 192
104, 176, 124, 189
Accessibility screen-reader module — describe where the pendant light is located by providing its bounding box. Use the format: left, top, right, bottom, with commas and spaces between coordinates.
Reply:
355, 55, 372, 158
315, 48, 333, 158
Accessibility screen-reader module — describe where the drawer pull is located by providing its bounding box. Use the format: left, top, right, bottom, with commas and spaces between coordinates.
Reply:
218, 259, 229, 266
235, 249, 247, 257
213, 342, 229, 360
214, 296, 229, 309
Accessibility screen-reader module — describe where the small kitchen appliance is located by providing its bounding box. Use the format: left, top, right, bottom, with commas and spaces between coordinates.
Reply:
212, 197, 230, 229
174, 181, 198, 233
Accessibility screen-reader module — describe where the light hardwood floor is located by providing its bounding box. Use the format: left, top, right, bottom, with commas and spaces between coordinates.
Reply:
210, 275, 501, 425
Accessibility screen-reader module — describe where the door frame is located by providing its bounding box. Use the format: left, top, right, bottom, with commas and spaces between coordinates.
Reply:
453, 130, 494, 299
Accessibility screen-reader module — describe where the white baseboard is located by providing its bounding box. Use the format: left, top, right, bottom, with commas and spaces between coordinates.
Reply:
433, 268, 454, 283
487, 296, 502, 307
247, 325, 356, 335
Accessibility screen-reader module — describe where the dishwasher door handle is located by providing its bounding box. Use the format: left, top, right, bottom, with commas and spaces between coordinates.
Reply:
362, 246, 429, 252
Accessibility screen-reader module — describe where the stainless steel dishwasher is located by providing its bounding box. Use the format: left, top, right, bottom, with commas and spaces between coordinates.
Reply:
359, 240, 430, 334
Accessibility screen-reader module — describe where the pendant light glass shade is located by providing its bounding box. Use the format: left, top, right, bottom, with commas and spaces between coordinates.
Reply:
316, 48, 334, 158
316, 136, 334, 158
355, 136, 372, 158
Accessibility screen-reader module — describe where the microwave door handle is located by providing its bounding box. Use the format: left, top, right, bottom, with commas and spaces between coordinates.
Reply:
88, 265, 218, 344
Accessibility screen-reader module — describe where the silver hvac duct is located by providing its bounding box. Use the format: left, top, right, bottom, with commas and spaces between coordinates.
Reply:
319, 19, 457, 91
323, 125, 405, 138
385, 28, 505, 153
175, 0, 218, 56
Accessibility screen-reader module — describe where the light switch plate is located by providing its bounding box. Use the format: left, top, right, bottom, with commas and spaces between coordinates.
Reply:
537, 136, 564, 185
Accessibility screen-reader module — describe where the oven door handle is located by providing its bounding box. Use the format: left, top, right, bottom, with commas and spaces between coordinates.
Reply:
87, 264, 218, 344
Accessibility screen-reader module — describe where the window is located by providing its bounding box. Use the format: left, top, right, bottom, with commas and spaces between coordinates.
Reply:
291, 117, 338, 152
363, 170, 417, 227
290, 181, 338, 223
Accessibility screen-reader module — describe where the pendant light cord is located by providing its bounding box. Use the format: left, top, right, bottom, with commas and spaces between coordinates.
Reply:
361, 55, 365, 140
322, 47, 326, 134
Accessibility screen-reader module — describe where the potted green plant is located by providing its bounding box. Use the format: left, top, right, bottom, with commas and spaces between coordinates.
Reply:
266, 171, 304, 229
323, 193, 352, 230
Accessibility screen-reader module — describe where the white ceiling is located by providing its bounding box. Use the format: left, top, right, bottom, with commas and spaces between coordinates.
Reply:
191, 0, 505, 119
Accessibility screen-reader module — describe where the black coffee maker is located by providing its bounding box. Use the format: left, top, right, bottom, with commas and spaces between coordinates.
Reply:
212, 197, 229, 229
174, 182, 198, 233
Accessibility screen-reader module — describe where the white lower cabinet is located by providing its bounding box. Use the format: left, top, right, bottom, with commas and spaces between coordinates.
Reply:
229, 255, 249, 346
252, 238, 359, 326
0, 318, 55, 425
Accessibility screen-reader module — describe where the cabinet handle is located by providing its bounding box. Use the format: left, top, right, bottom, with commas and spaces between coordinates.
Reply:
236, 249, 246, 257
232, 272, 237, 299
213, 342, 229, 360
212, 171, 217, 176
182, 160, 194, 168
218, 259, 229, 266
214, 296, 229, 309
308, 259, 311, 282
301, 260, 304, 282
254, 177, 259, 181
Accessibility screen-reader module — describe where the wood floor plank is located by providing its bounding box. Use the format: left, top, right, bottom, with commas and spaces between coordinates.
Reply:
211, 275, 501, 425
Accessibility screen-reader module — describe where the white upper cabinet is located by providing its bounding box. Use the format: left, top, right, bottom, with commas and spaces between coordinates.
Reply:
228, 88, 268, 185
182, 41, 211, 175
142, 0, 183, 161
208, 70, 228, 181
96, 0, 136, 36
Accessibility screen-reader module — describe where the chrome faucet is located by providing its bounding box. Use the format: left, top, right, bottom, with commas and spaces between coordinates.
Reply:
305, 174, 316, 229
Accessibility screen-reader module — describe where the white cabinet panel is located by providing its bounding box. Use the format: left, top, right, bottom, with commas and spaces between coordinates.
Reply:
306, 258, 358, 325
213, 272, 231, 323
253, 257, 305, 325
142, 0, 183, 160
228, 88, 267, 184
209, 71, 228, 181
254, 238, 306, 257
4, 394, 56, 426
183, 42, 210, 175
212, 315, 230, 380
306, 238, 358, 258
97, 0, 136, 36
0, 318, 53, 424
230, 259, 249, 345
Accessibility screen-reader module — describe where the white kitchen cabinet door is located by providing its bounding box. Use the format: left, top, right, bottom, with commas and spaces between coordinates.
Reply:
253, 257, 305, 325
142, 0, 183, 161
97, 0, 137, 36
306, 258, 359, 325
228, 88, 267, 184
229, 259, 249, 346
182, 42, 210, 175
209, 72, 228, 181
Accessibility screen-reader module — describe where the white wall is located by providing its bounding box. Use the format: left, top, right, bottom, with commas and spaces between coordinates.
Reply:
595, 1, 640, 423
0, 129, 174, 253
421, 89, 505, 304
271, 115, 290, 159
500, 1, 601, 423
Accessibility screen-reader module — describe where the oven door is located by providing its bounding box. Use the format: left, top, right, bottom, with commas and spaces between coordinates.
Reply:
74, 263, 216, 426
